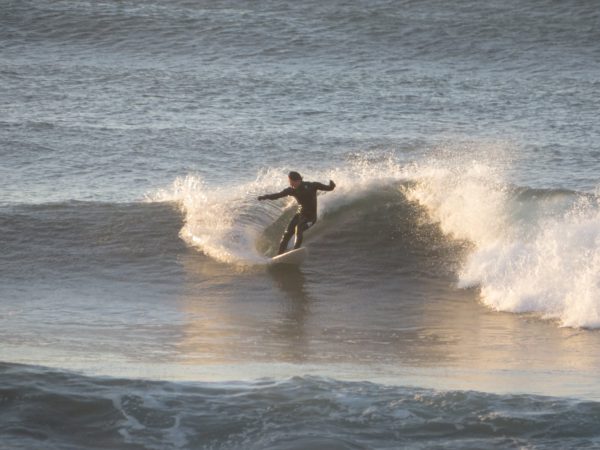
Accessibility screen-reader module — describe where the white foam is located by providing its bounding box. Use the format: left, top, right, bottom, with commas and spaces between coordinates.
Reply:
147, 146, 600, 328
146, 170, 287, 265
145, 156, 410, 265
404, 149, 600, 328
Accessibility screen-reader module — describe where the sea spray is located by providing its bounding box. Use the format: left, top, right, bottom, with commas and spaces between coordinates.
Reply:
146, 157, 410, 265
467, 195, 600, 328
148, 150, 600, 328
147, 173, 281, 264
404, 155, 600, 328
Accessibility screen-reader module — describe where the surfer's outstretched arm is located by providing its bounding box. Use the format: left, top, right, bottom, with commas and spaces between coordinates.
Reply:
314, 180, 336, 191
257, 188, 292, 201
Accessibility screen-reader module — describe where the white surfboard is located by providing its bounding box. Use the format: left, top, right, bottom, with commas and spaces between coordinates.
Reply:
269, 247, 307, 266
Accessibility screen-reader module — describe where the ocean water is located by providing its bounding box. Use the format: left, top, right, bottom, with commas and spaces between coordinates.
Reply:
2, 0, 600, 448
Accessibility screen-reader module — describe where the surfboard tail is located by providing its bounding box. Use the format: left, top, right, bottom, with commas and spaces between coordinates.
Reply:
269, 247, 307, 266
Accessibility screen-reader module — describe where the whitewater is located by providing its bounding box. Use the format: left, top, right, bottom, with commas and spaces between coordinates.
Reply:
146, 149, 600, 329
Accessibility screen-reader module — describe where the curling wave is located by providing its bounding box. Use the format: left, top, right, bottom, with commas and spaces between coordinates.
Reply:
404, 157, 600, 328
4, 152, 598, 328
149, 152, 600, 328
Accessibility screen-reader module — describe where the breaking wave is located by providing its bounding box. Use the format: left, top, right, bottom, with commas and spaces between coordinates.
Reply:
148, 150, 600, 328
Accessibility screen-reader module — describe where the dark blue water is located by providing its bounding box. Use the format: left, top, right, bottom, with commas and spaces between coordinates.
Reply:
3, 363, 600, 450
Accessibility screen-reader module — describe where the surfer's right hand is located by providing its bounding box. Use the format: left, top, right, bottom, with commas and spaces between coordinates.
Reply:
257, 195, 266, 201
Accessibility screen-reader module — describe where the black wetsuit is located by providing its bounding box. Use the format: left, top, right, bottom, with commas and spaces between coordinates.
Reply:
261, 181, 335, 254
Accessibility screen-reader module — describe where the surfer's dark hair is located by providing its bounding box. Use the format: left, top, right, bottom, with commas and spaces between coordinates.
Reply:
288, 171, 302, 181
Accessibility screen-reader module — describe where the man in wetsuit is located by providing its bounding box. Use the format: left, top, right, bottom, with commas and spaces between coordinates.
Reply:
258, 171, 336, 255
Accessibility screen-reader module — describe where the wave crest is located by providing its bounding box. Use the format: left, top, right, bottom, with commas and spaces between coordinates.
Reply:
405, 156, 600, 328
149, 149, 600, 328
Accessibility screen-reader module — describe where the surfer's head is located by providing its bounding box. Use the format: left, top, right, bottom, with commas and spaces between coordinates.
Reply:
288, 171, 302, 188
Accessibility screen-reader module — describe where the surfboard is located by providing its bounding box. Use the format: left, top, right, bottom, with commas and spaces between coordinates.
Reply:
269, 247, 307, 266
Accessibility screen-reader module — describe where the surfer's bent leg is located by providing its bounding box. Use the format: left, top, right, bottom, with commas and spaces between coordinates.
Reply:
278, 214, 300, 255
293, 217, 314, 249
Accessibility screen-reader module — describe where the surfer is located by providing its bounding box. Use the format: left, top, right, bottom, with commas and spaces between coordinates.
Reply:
258, 171, 336, 254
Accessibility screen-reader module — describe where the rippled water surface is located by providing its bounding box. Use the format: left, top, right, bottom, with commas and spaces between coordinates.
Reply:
2, 0, 600, 448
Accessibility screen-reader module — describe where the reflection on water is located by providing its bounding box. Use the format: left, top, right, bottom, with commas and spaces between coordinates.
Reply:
266, 265, 311, 361
3, 244, 600, 397
176, 254, 316, 365
268, 264, 310, 304
171, 248, 600, 397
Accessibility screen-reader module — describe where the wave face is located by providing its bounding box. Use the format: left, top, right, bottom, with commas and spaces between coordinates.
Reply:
146, 150, 600, 328
3, 151, 600, 328
2, 362, 600, 450
0, 201, 187, 286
